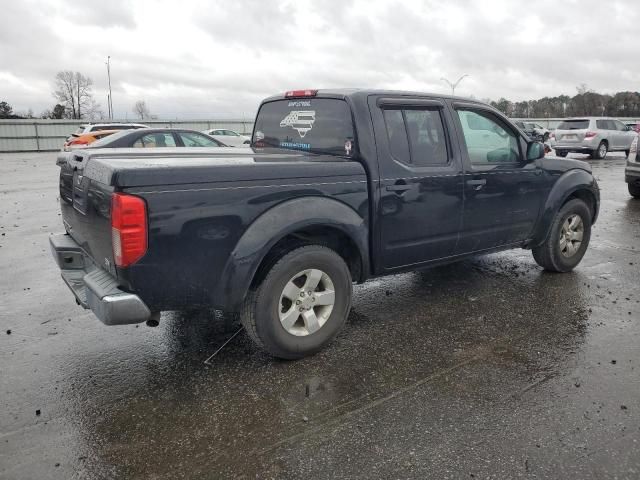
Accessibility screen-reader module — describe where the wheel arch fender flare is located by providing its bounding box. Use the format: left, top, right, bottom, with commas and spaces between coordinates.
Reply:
213, 196, 369, 311
532, 169, 599, 246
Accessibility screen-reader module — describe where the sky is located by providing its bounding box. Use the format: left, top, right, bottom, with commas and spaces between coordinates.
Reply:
1, 0, 638, 119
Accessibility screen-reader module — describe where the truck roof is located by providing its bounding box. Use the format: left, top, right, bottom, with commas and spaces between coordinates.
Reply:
261, 88, 482, 104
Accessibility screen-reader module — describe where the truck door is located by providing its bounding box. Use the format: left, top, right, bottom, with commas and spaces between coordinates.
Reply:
369, 96, 465, 270
451, 104, 547, 252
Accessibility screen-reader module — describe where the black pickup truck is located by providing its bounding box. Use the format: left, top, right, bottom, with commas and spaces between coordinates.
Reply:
51, 89, 600, 359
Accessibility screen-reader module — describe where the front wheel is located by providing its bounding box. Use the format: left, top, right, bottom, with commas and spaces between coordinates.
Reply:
532, 199, 592, 272
241, 245, 352, 359
629, 183, 640, 199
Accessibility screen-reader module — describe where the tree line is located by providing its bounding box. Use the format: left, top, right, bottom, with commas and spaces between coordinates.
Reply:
488, 84, 640, 118
0, 70, 151, 121
3, 77, 640, 121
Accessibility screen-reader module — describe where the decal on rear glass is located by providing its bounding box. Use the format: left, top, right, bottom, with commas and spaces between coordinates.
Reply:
280, 110, 316, 138
280, 141, 311, 150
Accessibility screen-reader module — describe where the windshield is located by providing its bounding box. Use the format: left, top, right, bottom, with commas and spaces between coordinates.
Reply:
253, 98, 355, 156
557, 120, 589, 130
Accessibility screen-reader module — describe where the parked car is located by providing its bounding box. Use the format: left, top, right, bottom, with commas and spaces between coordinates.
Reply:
62, 129, 119, 151
50, 89, 599, 359
513, 121, 538, 140
86, 128, 227, 148
202, 128, 251, 147
550, 117, 638, 159
625, 136, 640, 198
529, 122, 551, 141
513, 121, 550, 142
625, 122, 640, 134
66, 123, 148, 143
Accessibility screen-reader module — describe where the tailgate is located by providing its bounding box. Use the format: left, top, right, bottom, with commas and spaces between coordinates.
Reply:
57, 152, 116, 274
556, 129, 587, 143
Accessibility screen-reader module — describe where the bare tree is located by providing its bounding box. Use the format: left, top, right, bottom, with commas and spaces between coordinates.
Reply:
132, 100, 150, 120
53, 71, 102, 119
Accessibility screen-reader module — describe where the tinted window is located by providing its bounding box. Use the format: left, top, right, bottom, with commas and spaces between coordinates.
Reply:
557, 120, 589, 130
404, 109, 448, 166
383, 109, 410, 164
253, 98, 355, 156
596, 120, 608, 129
178, 132, 221, 147
457, 110, 520, 164
132, 133, 177, 148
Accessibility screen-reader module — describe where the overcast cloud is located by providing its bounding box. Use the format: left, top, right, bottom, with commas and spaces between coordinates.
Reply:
1, 0, 638, 119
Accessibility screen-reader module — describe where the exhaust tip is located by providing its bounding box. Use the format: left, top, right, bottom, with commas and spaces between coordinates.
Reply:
146, 312, 160, 327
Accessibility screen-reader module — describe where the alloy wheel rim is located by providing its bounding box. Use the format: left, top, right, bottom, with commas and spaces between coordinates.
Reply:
559, 214, 584, 258
599, 144, 607, 157
278, 269, 335, 336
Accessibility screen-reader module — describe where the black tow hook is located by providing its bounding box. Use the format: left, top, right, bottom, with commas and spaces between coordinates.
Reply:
146, 312, 160, 327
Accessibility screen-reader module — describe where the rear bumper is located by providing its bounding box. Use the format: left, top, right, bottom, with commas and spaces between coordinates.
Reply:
49, 234, 152, 325
552, 145, 594, 153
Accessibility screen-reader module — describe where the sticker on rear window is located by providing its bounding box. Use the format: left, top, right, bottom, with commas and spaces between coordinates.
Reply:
280, 110, 316, 138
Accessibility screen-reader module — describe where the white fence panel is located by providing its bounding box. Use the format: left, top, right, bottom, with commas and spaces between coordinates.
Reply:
0, 119, 255, 152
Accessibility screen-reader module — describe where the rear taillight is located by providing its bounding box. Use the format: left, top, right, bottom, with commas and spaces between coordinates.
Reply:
285, 89, 318, 98
584, 131, 597, 138
111, 193, 147, 267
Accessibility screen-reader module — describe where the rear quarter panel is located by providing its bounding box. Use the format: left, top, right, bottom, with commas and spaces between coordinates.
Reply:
120, 171, 368, 311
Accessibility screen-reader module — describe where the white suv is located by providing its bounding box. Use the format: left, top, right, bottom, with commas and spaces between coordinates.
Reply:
550, 118, 638, 159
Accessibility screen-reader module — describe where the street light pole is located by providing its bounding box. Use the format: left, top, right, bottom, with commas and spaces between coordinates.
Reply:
106, 56, 113, 120
440, 74, 469, 96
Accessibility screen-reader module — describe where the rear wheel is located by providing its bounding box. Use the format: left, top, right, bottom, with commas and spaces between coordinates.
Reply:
532, 199, 592, 272
555, 150, 568, 157
629, 183, 640, 199
592, 141, 608, 159
241, 245, 352, 359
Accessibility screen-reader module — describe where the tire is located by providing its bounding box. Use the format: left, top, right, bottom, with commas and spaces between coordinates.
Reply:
532, 199, 592, 272
240, 245, 352, 359
625, 149, 631, 159
556, 150, 568, 157
593, 141, 608, 159
629, 183, 640, 199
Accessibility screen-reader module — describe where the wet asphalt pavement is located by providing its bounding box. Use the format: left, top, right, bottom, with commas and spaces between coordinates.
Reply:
1, 151, 639, 479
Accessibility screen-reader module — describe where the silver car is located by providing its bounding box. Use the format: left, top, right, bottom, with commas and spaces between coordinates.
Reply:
550, 117, 638, 159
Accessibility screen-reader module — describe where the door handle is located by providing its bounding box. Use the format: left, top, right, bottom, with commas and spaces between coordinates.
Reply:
386, 183, 413, 193
466, 178, 487, 190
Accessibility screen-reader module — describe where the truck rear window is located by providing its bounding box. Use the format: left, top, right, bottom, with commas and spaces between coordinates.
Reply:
253, 98, 355, 156
557, 120, 589, 130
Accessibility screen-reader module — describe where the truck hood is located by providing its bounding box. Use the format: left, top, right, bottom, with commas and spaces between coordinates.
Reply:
539, 155, 592, 174
57, 147, 364, 188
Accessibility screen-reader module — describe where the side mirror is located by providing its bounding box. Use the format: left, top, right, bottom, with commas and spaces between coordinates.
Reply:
526, 141, 545, 162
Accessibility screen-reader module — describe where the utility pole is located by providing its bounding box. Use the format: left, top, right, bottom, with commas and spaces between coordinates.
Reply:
107, 94, 111, 119
106, 56, 113, 120
441, 74, 469, 96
